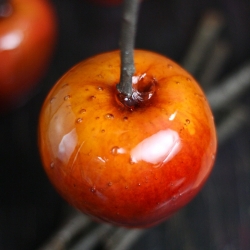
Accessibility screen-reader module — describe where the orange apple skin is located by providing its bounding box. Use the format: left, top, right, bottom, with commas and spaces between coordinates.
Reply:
0, 0, 57, 112
38, 50, 217, 228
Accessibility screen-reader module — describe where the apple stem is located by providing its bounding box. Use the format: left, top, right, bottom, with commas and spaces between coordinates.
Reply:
116, 0, 140, 98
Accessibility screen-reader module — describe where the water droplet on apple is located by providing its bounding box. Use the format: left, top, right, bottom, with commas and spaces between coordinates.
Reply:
138, 183, 141, 186
125, 186, 129, 189
50, 162, 55, 169
64, 95, 71, 101
91, 186, 96, 193
50, 97, 56, 103
123, 117, 128, 121
90, 95, 96, 100
194, 93, 199, 97
80, 109, 86, 114
108, 182, 112, 186
186, 119, 190, 124
105, 113, 114, 119
186, 78, 191, 82
101, 129, 105, 133
76, 118, 83, 123
111, 146, 119, 155
62, 83, 69, 88
167, 64, 173, 69
97, 86, 103, 91
171, 195, 177, 201
129, 158, 135, 165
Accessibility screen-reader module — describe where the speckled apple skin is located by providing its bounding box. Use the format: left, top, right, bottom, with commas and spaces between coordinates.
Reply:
38, 50, 217, 228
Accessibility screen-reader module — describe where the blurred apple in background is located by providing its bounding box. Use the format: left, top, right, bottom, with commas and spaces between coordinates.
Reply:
0, 0, 57, 113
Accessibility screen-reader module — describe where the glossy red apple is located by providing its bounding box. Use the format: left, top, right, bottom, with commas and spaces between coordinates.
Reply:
38, 50, 217, 228
0, 0, 57, 112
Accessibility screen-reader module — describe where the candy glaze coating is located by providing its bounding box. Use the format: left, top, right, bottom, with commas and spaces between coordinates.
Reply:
38, 50, 217, 228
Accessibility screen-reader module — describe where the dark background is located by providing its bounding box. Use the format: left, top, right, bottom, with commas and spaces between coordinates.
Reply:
1, 0, 250, 249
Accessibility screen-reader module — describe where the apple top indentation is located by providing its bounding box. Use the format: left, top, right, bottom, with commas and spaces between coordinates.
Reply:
116, 73, 156, 110
64, 95, 71, 101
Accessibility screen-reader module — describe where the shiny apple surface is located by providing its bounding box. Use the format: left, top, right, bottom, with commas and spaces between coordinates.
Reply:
38, 50, 217, 228
0, 0, 57, 112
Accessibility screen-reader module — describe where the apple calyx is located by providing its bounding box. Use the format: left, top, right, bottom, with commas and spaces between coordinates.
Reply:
116, 73, 156, 110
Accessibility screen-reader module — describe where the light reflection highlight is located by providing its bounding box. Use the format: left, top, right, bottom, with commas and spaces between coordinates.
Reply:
58, 128, 78, 164
0, 30, 23, 51
130, 129, 181, 165
169, 111, 177, 121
